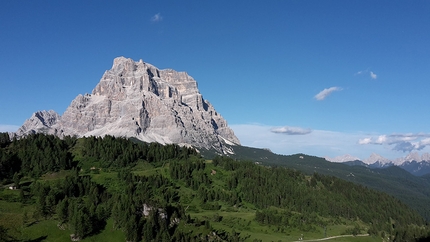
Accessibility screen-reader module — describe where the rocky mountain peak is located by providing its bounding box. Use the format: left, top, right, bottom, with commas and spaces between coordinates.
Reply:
404, 152, 422, 162
394, 152, 430, 164
421, 153, 430, 161
364, 153, 391, 165
325, 154, 360, 163
16, 110, 60, 136
15, 57, 240, 154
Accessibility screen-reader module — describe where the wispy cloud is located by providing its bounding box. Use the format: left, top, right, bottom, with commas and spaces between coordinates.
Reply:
355, 69, 377, 80
358, 137, 372, 145
271, 126, 312, 135
0, 125, 19, 132
358, 133, 430, 152
314, 87, 342, 101
151, 13, 163, 22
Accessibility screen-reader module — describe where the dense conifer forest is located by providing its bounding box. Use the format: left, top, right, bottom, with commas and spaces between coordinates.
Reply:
220, 145, 430, 222
1, 133, 430, 241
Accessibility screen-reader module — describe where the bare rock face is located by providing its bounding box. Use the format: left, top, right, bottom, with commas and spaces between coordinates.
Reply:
16, 110, 60, 136
16, 57, 240, 153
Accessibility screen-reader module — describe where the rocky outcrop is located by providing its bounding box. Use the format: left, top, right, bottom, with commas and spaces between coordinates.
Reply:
16, 57, 240, 153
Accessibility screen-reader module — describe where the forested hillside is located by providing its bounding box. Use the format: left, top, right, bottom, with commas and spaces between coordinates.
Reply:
220, 145, 430, 222
1, 133, 430, 241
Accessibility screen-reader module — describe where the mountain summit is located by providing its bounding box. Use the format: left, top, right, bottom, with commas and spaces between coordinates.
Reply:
16, 57, 240, 153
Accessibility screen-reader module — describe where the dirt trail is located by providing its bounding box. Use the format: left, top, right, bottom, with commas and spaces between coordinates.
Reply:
292, 233, 369, 242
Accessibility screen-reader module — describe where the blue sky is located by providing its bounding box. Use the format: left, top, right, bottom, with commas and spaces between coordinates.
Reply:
1, 1, 430, 160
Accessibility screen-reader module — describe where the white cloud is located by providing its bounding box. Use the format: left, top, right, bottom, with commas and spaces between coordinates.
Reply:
355, 69, 368, 76
358, 137, 372, 145
0, 125, 19, 132
355, 70, 377, 80
271, 126, 312, 135
375, 135, 387, 144
151, 13, 163, 22
420, 138, 430, 146
314, 87, 342, 101
358, 133, 430, 152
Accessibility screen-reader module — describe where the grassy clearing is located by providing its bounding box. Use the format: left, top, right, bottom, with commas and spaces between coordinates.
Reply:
132, 166, 164, 177
40, 170, 73, 181
22, 219, 71, 242
132, 160, 155, 171
91, 171, 118, 185
189, 208, 379, 242
23, 220, 105, 241
0, 202, 24, 239
81, 219, 126, 242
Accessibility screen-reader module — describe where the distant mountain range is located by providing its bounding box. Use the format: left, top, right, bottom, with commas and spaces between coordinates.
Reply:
325, 152, 430, 176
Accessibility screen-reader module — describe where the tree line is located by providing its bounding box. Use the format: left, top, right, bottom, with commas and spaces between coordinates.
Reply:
0, 133, 197, 183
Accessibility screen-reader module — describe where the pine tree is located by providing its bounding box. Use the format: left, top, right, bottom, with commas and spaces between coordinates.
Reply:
56, 197, 69, 224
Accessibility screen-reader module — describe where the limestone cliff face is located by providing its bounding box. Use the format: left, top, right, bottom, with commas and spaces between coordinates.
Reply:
16, 57, 240, 153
